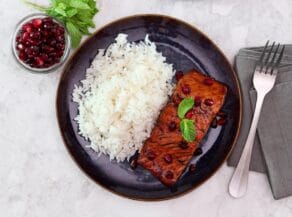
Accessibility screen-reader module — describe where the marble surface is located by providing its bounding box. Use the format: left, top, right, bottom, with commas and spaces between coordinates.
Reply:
1, 0, 292, 216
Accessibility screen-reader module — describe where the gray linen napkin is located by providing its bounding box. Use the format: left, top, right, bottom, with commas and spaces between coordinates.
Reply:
227, 45, 292, 199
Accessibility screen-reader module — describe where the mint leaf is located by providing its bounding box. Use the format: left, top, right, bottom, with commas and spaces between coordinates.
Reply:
66, 22, 82, 48
66, 8, 78, 17
178, 97, 194, 119
70, 0, 90, 9
180, 119, 196, 142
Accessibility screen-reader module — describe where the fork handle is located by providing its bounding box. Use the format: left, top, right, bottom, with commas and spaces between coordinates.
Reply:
229, 93, 266, 198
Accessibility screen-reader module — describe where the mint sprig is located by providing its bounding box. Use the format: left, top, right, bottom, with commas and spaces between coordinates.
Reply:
177, 98, 196, 142
23, 0, 99, 48
180, 119, 196, 142
178, 97, 194, 119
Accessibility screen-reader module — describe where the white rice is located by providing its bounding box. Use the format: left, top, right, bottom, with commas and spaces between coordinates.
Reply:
72, 33, 175, 162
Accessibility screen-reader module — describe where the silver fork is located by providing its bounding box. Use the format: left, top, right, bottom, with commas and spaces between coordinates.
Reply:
229, 41, 285, 198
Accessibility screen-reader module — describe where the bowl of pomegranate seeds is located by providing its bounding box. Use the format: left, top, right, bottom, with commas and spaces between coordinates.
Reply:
12, 13, 70, 72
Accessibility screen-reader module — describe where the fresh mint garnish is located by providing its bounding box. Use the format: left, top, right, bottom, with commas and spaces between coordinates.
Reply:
180, 119, 196, 142
178, 97, 194, 119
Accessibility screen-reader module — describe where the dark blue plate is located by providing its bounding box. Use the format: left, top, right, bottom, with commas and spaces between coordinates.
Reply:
56, 14, 242, 200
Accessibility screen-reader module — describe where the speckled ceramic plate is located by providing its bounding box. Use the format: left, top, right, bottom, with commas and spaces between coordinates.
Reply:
56, 14, 242, 201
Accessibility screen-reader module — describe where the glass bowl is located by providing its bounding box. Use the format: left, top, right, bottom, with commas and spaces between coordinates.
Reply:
12, 13, 71, 73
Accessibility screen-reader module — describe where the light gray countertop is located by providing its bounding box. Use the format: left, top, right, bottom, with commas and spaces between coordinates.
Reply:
1, 0, 292, 216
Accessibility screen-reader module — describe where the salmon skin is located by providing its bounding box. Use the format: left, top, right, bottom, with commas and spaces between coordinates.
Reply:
137, 70, 227, 186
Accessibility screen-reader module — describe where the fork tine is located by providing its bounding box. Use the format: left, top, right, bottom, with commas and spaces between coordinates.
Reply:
274, 45, 285, 68
258, 41, 269, 65
262, 42, 275, 73
267, 43, 280, 74
271, 45, 285, 75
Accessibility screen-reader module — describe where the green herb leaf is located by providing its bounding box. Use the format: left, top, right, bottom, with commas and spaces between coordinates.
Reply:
180, 119, 196, 142
66, 22, 82, 48
70, 0, 90, 9
178, 97, 194, 119
66, 8, 78, 17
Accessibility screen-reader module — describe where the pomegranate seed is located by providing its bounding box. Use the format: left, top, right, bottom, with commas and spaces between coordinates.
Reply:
17, 43, 24, 51
22, 23, 33, 33
35, 57, 44, 66
189, 164, 196, 172
22, 32, 29, 41
179, 141, 188, 149
195, 96, 202, 107
165, 171, 174, 179
196, 132, 203, 141
43, 17, 53, 24
203, 78, 214, 86
130, 158, 138, 169
56, 43, 65, 51
194, 147, 203, 156
182, 85, 191, 94
163, 154, 173, 163
40, 53, 49, 62
186, 110, 194, 119
217, 118, 227, 126
16, 36, 22, 43
175, 71, 184, 81
204, 99, 214, 106
18, 52, 27, 61
211, 118, 217, 128
147, 151, 156, 160
30, 31, 41, 39
168, 121, 176, 131
49, 39, 57, 47
56, 35, 64, 42
217, 111, 227, 118
32, 19, 42, 28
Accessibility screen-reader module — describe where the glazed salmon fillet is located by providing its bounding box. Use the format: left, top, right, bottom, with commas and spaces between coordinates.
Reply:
137, 70, 227, 186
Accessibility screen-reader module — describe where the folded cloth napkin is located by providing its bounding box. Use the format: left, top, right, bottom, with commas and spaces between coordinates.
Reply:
227, 45, 292, 199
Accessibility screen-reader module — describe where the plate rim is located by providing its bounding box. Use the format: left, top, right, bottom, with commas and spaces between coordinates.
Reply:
56, 13, 243, 201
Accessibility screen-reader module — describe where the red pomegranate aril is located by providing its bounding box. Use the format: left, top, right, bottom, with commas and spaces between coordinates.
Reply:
30, 31, 41, 39
204, 99, 214, 106
165, 171, 174, 179
49, 40, 57, 47
147, 151, 156, 160
43, 17, 53, 23
195, 96, 202, 107
182, 85, 191, 94
194, 147, 203, 156
56, 43, 65, 51
22, 23, 33, 33
186, 110, 194, 119
130, 158, 138, 169
32, 19, 42, 28
35, 57, 44, 66
175, 71, 184, 81
179, 141, 189, 149
189, 164, 196, 173
44, 46, 55, 53
17, 44, 24, 51
168, 121, 176, 131
217, 111, 227, 118
22, 32, 29, 41
211, 118, 217, 128
163, 154, 173, 163
40, 53, 49, 62
217, 118, 227, 126
203, 78, 214, 86
18, 52, 27, 61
